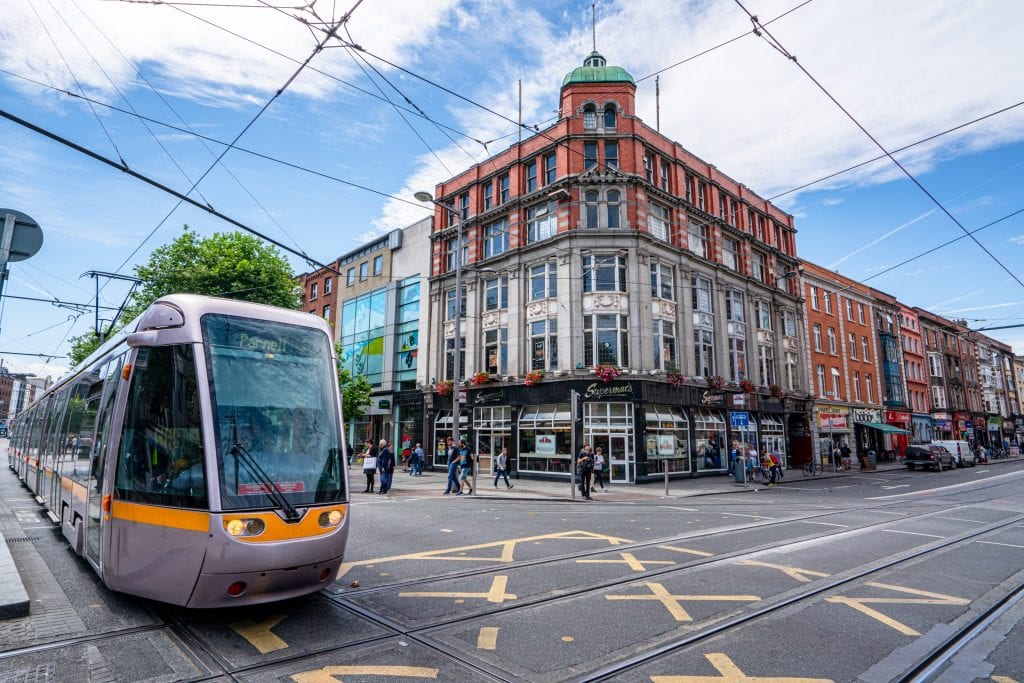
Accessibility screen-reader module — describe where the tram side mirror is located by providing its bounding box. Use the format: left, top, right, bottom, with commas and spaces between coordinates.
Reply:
126, 330, 160, 347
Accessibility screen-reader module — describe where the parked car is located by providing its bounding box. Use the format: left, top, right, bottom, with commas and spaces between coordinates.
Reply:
904, 444, 954, 471
931, 440, 976, 468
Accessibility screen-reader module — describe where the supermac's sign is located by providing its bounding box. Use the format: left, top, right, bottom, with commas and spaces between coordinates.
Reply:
584, 382, 633, 400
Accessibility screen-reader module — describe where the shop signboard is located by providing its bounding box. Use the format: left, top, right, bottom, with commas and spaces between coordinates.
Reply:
583, 381, 634, 400
657, 435, 675, 455
853, 409, 881, 423
473, 389, 506, 405
987, 417, 1002, 431
535, 434, 556, 454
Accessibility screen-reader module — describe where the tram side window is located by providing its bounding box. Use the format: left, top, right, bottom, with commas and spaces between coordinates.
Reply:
116, 345, 207, 508
90, 353, 126, 490
67, 371, 102, 483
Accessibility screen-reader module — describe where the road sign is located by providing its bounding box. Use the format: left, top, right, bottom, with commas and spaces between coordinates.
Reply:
730, 411, 749, 428
0, 210, 44, 262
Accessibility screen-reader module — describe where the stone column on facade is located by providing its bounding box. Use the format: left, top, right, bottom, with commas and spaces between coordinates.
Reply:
680, 267, 697, 375
563, 248, 582, 373
633, 248, 654, 373
505, 265, 522, 377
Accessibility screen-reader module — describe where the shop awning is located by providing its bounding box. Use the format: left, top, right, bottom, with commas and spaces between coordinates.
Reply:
855, 422, 910, 434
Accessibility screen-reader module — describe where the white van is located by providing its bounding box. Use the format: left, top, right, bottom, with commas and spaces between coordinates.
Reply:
931, 440, 976, 467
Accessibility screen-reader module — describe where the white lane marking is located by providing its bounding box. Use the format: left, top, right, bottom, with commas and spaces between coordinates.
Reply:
440, 529, 453, 533
830, 485, 853, 489
801, 521, 849, 528
866, 469, 1024, 500
882, 529, 944, 538
720, 512, 773, 520
881, 485, 911, 490
933, 516, 983, 524
977, 541, 1024, 549
659, 506, 699, 512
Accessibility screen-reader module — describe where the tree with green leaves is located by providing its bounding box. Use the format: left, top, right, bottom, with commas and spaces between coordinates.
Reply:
337, 362, 373, 423
68, 227, 301, 367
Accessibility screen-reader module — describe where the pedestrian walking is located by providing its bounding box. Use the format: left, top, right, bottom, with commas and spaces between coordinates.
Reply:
577, 446, 594, 499
361, 439, 378, 493
377, 440, 395, 495
592, 447, 607, 491
493, 446, 514, 489
443, 437, 459, 494
411, 442, 424, 476
457, 440, 474, 495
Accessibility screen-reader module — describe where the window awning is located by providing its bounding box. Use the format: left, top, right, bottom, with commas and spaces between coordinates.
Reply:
855, 422, 910, 434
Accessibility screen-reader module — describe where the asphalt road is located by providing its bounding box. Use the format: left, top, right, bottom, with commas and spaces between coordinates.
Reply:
1, 459, 1023, 682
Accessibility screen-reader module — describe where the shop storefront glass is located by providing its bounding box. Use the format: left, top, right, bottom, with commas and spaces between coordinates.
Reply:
585, 402, 635, 482
644, 405, 689, 474
759, 414, 786, 467
433, 410, 468, 467
474, 406, 511, 475
693, 408, 727, 473
519, 404, 572, 473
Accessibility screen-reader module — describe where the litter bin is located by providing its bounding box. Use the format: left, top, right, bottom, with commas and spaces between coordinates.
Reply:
867, 450, 877, 470
734, 456, 746, 483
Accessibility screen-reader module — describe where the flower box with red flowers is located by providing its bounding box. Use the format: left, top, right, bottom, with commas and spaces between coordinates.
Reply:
739, 379, 755, 393
706, 375, 725, 390
769, 384, 786, 398
470, 372, 492, 386
667, 370, 687, 388
435, 380, 453, 396
595, 364, 622, 383
524, 370, 545, 386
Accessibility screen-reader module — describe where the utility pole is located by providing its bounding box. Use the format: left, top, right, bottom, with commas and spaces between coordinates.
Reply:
81, 271, 142, 342
570, 389, 579, 500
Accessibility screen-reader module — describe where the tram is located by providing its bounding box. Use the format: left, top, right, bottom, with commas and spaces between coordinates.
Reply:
6, 294, 349, 607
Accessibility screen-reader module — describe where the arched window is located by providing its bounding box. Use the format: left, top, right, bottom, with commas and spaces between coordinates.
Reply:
583, 104, 597, 129
583, 188, 624, 229
603, 106, 617, 128
585, 190, 600, 228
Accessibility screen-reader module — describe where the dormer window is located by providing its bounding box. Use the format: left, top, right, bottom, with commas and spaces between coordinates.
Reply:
583, 104, 597, 130
603, 106, 617, 128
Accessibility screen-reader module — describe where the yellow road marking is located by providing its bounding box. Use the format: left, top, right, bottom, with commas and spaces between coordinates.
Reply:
577, 552, 675, 571
291, 665, 439, 682
656, 545, 714, 557
337, 530, 631, 578
651, 652, 834, 682
400, 575, 517, 604
825, 582, 970, 636
229, 615, 288, 654
476, 627, 499, 650
606, 583, 759, 622
738, 560, 830, 583
992, 676, 1018, 683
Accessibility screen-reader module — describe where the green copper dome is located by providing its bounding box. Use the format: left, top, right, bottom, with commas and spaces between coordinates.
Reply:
562, 51, 634, 87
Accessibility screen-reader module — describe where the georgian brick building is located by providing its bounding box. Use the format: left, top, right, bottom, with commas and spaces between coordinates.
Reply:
897, 304, 932, 444
422, 51, 811, 482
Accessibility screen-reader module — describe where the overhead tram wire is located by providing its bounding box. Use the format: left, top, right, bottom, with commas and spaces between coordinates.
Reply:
0, 107, 340, 275
67, 0, 305, 252
99, 0, 367, 282
735, 0, 1024, 291
0, 70, 426, 212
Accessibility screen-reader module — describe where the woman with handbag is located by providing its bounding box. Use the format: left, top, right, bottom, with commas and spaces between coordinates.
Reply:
361, 439, 378, 493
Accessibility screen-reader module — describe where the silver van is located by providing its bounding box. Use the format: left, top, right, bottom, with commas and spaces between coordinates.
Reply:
930, 440, 976, 467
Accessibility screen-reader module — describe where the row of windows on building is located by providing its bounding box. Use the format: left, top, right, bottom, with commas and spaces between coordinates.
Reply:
807, 286, 870, 324
442, 261, 800, 387
814, 364, 877, 405
337, 279, 420, 389
308, 255, 386, 301
811, 323, 874, 363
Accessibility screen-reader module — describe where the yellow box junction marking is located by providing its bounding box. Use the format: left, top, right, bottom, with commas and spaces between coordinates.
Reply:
656, 545, 715, 557
651, 652, 834, 682
825, 581, 970, 636
291, 665, 439, 682
738, 560, 830, 583
606, 582, 760, 622
229, 615, 288, 654
992, 676, 1019, 683
400, 575, 516, 604
476, 626, 499, 650
577, 551, 675, 572
337, 530, 631, 578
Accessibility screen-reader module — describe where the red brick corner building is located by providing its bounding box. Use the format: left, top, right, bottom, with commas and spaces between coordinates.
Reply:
423, 51, 812, 483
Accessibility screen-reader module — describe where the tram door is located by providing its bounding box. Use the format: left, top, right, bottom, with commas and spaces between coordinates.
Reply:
85, 353, 126, 568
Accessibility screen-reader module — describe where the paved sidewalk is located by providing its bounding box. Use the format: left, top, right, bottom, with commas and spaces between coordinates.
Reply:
350, 456, 958, 502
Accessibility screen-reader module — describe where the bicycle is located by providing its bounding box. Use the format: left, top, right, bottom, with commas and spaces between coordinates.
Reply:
802, 460, 822, 477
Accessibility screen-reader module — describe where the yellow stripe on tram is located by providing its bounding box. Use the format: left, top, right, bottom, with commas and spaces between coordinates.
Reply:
111, 500, 210, 533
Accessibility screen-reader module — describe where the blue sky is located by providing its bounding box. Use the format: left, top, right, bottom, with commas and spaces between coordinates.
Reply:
1, 0, 1024, 381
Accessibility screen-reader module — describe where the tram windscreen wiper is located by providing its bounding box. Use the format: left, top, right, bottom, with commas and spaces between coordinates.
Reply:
229, 412, 300, 521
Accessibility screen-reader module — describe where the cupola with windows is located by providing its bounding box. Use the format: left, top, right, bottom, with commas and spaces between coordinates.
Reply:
561, 51, 636, 120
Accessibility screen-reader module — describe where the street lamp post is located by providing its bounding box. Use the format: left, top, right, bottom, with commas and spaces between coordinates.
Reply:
415, 191, 472, 494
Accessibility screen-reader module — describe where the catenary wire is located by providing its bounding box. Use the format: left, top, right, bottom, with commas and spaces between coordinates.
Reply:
735, 0, 1024, 291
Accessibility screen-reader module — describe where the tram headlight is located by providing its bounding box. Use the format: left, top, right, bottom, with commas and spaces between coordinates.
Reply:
318, 510, 343, 527
225, 518, 266, 537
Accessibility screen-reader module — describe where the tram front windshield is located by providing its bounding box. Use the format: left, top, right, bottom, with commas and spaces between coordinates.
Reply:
203, 313, 345, 510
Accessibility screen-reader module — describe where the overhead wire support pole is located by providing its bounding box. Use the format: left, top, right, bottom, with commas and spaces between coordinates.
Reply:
82, 270, 141, 340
